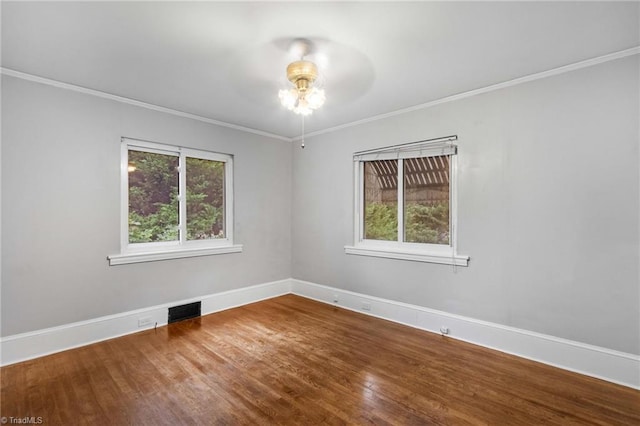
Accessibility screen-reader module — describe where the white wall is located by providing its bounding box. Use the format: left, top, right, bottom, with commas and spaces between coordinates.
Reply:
291, 56, 640, 355
1, 75, 292, 336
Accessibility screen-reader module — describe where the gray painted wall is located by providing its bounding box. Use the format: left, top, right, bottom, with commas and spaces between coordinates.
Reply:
291, 56, 640, 355
1, 75, 292, 336
2, 55, 638, 357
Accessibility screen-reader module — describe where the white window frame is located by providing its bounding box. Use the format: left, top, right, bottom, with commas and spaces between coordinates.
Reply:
108, 137, 242, 265
344, 136, 469, 266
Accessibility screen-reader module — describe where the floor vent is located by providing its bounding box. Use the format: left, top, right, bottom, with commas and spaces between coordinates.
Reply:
168, 301, 201, 324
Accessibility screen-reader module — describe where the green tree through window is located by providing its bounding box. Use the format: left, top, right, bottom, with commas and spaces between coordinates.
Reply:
128, 151, 179, 243
186, 157, 225, 240
362, 156, 450, 245
127, 150, 227, 244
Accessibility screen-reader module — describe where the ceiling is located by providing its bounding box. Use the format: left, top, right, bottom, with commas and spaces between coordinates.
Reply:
2, 2, 639, 139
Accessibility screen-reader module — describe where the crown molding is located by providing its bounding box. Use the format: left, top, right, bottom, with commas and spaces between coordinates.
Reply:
0, 67, 293, 142
295, 46, 640, 141
3, 45, 638, 144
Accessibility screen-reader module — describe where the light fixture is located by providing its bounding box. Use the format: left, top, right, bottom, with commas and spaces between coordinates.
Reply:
278, 59, 325, 116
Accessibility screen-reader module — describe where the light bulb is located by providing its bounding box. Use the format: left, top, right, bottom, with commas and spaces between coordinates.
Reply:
279, 89, 298, 110
294, 97, 313, 116
280, 86, 324, 115
306, 88, 325, 110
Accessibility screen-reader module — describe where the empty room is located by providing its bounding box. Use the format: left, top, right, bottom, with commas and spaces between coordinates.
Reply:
1, 1, 639, 424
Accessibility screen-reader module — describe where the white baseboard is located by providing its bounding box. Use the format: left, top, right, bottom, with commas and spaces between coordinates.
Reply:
2, 277, 638, 390
291, 279, 640, 390
0, 279, 291, 367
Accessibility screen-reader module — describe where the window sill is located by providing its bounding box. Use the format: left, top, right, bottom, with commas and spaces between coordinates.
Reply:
344, 245, 469, 266
108, 244, 243, 266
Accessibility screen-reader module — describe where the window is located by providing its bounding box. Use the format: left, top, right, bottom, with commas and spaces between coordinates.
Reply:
108, 138, 242, 265
345, 136, 468, 266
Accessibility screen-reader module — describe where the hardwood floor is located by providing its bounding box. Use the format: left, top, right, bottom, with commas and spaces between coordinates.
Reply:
2, 295, 639, 425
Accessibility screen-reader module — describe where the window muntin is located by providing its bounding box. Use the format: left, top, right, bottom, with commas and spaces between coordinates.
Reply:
120, 138, 234, 254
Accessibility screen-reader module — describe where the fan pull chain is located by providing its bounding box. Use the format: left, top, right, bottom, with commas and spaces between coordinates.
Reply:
301, 114, 305, 149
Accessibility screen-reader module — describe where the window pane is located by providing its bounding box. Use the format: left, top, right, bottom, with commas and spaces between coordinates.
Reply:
403, 156, 450, 245
186, 157, 225, 240
128, 150, 179, 243
364, 160, 398, 241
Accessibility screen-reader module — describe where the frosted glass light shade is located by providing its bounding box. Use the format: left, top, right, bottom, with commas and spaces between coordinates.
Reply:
279, 85, 325, 116
278, 89, 298, 110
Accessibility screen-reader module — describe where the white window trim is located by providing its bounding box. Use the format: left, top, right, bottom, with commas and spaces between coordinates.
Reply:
108, 137, 242, 265
108, 245, 243, 266
344, 136, 469, 266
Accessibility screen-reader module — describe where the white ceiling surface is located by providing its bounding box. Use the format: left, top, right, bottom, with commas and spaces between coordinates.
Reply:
2, 2, 639, 139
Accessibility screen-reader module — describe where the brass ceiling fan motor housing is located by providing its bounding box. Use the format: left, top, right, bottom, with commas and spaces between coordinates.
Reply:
286, 60, 318, 93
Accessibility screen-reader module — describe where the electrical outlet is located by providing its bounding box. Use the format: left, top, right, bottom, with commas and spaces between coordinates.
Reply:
138, 316, 153, 327
361, 302, 371, 311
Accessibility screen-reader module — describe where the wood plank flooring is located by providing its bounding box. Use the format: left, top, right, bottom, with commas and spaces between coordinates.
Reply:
2, 295, 639, 425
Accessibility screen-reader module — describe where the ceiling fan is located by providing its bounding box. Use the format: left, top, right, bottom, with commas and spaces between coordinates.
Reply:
278, 38, 326, 117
